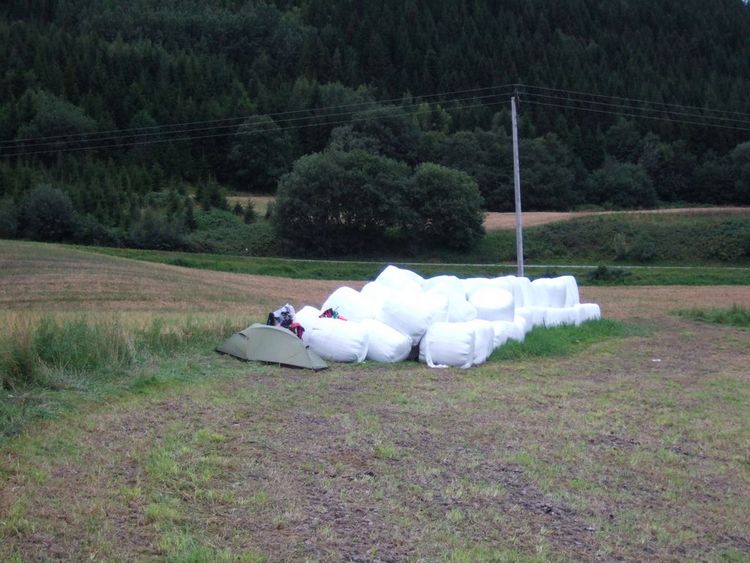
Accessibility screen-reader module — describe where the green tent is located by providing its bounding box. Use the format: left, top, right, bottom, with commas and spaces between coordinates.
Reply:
216, 323, 328, 371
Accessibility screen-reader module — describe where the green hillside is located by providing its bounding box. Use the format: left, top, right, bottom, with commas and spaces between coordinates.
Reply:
0, 0, 748, 254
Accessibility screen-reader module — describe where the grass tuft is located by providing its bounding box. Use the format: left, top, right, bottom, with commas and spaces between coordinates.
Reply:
674, 305, 750, 328
489, 319, 637, 362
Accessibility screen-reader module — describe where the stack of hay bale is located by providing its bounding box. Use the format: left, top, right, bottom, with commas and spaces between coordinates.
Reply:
294, 266, 601, 368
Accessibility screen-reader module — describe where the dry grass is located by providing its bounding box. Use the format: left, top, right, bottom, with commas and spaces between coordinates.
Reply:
483, 206, 749, 231
226, 195, 274, 216
0, 240, 343, 318
2, 240, 748, 324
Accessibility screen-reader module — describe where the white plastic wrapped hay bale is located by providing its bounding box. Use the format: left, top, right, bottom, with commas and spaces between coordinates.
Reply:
361, 319, 413, 363
467, 319, 495, 364
379, 290, 446, 346
491, 275, 535, 308
294, 305, 322, 334
461, 277, 491, 299
429, 294, 450, 324
514, 315, 529, 337
425, 281, 476, 323
305, 318, 369, 363
422, 274, 461, 292
543, 307, 580, 328
321, 286, 374, 322
531, 277, 568, 308
375, 265, 424, 293
560, 275, 581, 307
446, 293, 477, 323
360, 281, 393, 319
575, 303, 602, 324
469, 286, 515, 322
419, 322, 476, 368
516, 306, 547, 329
491, 320, 526, 347
530, 276, 580, 309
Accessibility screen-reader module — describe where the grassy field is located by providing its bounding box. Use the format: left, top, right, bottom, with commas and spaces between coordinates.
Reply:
1, 240, 749, 561
73, 245, 750, 286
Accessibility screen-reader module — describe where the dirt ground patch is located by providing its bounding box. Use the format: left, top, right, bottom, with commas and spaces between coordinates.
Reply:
483, 206, 749, 231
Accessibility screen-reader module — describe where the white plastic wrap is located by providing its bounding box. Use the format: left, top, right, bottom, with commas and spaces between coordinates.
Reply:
360, 281, 393, 319
294, 305, 322, 332
422, 274, 461, 292
531, 278, 568, 308
515, 306, 547, 329
361, 319, 413, 363
321, 286, 374, 322
425, 282, 476, 323
530, 276, 580, 309
379, 290, 442, 346
446, 294, 477, 323
491, 319, 525, 346
490, 275, 534, 309
576, 303, 602, 324
468, 319, 495, 364
469, 287, 515, 322
375, 265, 424, 293
513, 315, 530, 337
544, 307, 580, 328
305, 318, 369, 363
419, 322, 476, 368
461, 277, 492, 299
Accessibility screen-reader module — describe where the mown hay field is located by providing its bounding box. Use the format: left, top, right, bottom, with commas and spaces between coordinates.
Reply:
1, 240, 748, 561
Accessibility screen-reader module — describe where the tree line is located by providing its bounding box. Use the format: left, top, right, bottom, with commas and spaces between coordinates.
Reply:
0, 0, 748, 254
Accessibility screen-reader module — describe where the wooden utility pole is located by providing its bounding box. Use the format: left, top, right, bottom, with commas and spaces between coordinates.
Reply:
511, 95, 524, 277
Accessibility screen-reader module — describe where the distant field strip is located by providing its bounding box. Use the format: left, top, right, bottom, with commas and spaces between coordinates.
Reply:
485, 206, 750, 230
1, 241, 748, 320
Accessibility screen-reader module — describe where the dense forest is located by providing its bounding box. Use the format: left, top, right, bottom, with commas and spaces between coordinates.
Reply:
0, 0, 749, 253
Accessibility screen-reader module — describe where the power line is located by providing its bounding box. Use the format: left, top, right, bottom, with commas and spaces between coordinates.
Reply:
1, 90, 514, 155
0, 83, 518, 148
520, 98, 750, 133
519, 91, 750, 126
518, 83, 750, 119
0, 96, 515, 158
3, 82, 749, 158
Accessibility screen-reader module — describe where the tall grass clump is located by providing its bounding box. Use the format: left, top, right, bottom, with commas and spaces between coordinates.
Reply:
32, 317, 135, 373
675, 305, 750, 328
1, 315, 235, 392
490, 319, 636, 362
137, 316, 236, 355
0, 318, 38, 390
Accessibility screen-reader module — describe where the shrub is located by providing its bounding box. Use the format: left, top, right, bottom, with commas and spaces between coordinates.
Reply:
128, 209, 190, 250
18, 184, 76, 241
189, 209, 277, 255
71, 214, 121, 246
586, 161, 657, 209
274, 149, 411, 256
227, 115, 292, 192
0, 197, 18, 238
585, 265, 632, 285
408, 162, 485, 250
